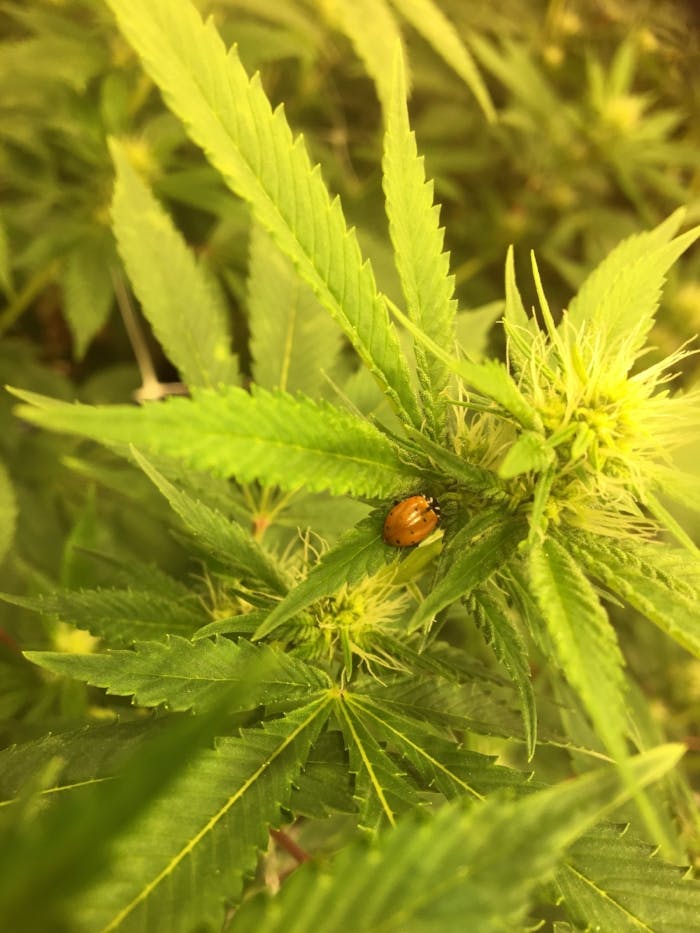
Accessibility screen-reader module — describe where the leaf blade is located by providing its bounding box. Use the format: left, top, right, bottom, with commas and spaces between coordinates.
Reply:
72, 698, 331, 932
408, 513, 527, 631
110, 140, 240, 388
390, 0, 496, 122
10, 386, 421, 497
229, 745, 684, 932
528, 537, 628, 759
105, 0, 421, 425
25, 637, 329, 713
383, 46, 456, 437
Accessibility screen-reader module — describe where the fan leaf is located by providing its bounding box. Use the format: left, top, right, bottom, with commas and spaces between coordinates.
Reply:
105, 0, 421, 425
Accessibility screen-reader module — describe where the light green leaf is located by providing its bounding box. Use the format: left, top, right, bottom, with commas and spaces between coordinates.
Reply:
390, 0, 496, 122
193, 611, 267, 641
408, 513, 527, 631
326, 0, 404, 115
25, 637, 328, 713
254, 518, 389, 639
565, 210, 700, 368
569, 532, 700, 660
557, 823, 700, 932
61, 237, 114, 361
387, 297, 541, 429
566, 210, 684, 331
0, 459, 17, 566
528, 537, 628, 759
131, 447, 288, 594
110, 140, 240, 388
0, 587, 204, 646
229, 744, 684, 932
503, 246, 529, 331
455, 301, 503, 359
472, 590, 537, 759
401, 425, 503, 492
70, 698, 331, 932
383, 46, 456, 438
105, 0, 420, 425
503, 245, 540, 374
248, 224, 343, 396
10, 385, 421, 497
499, 430, 554, 478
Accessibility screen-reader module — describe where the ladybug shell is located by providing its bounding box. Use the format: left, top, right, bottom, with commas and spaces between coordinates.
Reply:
382, 494, 440, 547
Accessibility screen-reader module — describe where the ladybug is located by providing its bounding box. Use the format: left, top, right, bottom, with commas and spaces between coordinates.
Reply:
382, 494, 441, 548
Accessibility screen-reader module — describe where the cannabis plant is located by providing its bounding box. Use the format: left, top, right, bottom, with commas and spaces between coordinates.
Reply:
1, 0, 700, 930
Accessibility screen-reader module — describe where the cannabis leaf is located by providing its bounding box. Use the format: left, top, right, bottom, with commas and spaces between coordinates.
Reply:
248, 224, 343, 397
110, 139, 240, 389
68, 699, 331, 932
230, 745, 684, 932
557, 822, 700, 931
105, 0, 421, 425
529, 537, 628, 760
1, 587, 204, 646
383, 46, 457, 439
10, 386, 421, 497
131, 448, 288, 594
25, 637, 329, 713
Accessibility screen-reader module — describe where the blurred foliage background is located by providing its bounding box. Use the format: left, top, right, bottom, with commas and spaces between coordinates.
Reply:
1, 0, 699, 781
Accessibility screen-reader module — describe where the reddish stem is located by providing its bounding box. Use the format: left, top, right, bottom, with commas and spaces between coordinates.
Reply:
270, 828, 310, 864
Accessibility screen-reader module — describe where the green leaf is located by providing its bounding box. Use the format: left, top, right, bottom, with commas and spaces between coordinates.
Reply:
557, 823, 700, 932
0, 720, 162, 803
455, 301, 504, 359
61, 237, 115, 361
335, 692, 420, 833
229, 744, 684, 932
1, 588, 205, 646
390, 0, 496, 122
248, 224, 343, 396
401, 425, 504, 492
25, 637, 328, 713
565, 210, 700, 369
364, 669, 528, 741
193, 611, 267, 641
105, 0, 421, 426
253, 518, 390, 639
569, 532, 700, 660
0, 690, 250, 930
408, 513, 527, 631
0, 211, 14, 296
110, 140, 240, 388
131, 448, 288, 594
10, 386, 421, 497
0, 458, 17, 566
67, 698, 331, 932
345, 693, 528, 800
288, 729, 355, 818
472, 590, 537, 759
328, 0, 404, 115
498, 429, 554, 478
387, 298, 541, 429
503, 245, 531, 336
383, 46, 456, 438
528, 537, 628, 759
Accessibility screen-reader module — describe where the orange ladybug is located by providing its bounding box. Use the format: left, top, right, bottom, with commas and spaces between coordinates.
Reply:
382, 494, 440, 547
